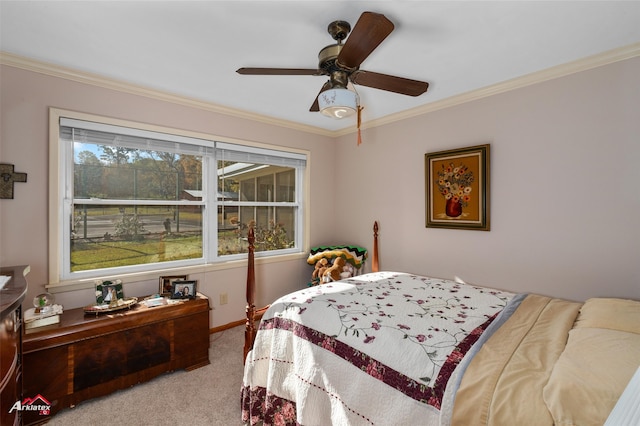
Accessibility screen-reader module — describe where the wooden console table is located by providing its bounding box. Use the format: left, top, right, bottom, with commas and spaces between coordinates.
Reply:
22, 295, 210, 425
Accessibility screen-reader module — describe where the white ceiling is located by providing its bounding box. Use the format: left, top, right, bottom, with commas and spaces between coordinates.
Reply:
1, 1, 639, 133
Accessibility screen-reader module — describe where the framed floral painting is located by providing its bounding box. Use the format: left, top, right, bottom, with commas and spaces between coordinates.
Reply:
425, 144, 490, 230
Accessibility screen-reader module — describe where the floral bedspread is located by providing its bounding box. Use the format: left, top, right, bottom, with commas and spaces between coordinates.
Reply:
242, 272, 514, 425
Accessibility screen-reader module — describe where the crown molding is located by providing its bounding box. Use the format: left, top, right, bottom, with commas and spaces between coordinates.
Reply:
3, 42, 639, 139
0, 51, 335, 137
332, 42, 640, 137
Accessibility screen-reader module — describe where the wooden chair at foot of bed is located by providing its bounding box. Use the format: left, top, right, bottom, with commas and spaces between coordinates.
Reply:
243, 221, 380, 362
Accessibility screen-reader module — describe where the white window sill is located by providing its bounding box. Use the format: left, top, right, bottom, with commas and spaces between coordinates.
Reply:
46, 251, 307, 294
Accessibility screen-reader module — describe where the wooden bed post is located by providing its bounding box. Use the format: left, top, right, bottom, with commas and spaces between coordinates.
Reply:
243, 221, 380, 362
372, 221, 379, 273
244, 226, 256, 363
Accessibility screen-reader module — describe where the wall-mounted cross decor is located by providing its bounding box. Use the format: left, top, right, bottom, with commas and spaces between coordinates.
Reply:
0, 163, 27, 199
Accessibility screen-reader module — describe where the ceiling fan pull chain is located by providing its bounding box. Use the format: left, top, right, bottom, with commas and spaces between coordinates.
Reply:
357, 106, 363, 146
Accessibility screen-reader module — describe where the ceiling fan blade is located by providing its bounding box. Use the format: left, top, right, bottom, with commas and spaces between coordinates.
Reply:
309, 81, 332, 112
236, 67, 321, 76
337, 12, 394, 70
350, 70, 429, 96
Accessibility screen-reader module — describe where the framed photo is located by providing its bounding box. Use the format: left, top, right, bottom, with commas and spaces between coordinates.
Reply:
170, 280, 197, 300
95, 279, 125, 305
159, 275, 187, 295
425, 144, 490, 231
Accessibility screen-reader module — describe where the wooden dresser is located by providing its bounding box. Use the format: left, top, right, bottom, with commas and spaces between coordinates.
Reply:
22, 294, 210, 425
1, 265, 29, 426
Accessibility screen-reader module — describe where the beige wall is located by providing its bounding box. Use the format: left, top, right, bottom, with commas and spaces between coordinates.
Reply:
334, 57, 640, 301
0, 65, 337, 327
1, 57, 639, 330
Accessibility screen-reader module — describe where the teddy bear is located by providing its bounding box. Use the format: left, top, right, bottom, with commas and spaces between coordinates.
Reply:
311, 258, 329, 285
340, 262, 356, 280
322, 256, 346, 283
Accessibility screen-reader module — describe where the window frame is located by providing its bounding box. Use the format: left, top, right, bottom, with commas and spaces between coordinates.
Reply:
48, 108, 309, 288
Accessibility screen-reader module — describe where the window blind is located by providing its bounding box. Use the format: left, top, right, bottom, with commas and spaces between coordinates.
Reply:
60, 118, 307, 168
60, 118, 214, 157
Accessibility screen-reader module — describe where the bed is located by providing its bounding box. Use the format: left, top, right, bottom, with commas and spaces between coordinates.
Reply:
241, 222, 640, 425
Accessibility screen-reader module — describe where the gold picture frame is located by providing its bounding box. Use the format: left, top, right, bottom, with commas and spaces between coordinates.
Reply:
159, 275, 188, 295
425, 144, 490, 230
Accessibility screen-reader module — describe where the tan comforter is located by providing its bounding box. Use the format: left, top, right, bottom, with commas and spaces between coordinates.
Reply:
451, 295, 640, 425
451, 294, 582, 425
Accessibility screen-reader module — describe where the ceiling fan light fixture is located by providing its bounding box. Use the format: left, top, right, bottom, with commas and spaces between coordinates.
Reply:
318, 88, 359, 119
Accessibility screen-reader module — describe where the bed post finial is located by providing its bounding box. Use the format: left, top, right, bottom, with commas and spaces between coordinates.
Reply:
372, 221, 379, 273
244, 225, 256, 363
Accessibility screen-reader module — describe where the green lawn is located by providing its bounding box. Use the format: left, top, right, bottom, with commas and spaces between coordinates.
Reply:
71, 233, 204, 271
71, 226, 288, 271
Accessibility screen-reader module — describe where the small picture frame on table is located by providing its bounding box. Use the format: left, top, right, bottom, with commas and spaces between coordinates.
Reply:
170, 280, 197, 300
159, 275, 188, 295
95, 279, 125, 305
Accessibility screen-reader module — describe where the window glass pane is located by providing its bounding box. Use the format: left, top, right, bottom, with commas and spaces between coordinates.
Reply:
74, 142, 202, 201
254, 206, 272, 230
276, 170, 295, 202
218, 161, 295, 204
58, 114, 305, 281
239, 206, 255, 226
216, 160, 299, 255
251, 207, 295, 252
217, 206, 295, 255
218, 205, 239, 231
257, 175, 273, 202
217, 226, 244, 256
274, 206, 295, 248
240, 179, 255, 202
217, 205, 254, 256
218, 161, 242, 202
71, 204, 203, 272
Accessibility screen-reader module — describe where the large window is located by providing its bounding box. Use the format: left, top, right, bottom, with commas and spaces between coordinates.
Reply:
52, 112, 307, 282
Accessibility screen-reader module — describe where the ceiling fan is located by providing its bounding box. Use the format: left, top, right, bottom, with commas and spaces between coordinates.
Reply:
236, 11, 429, 119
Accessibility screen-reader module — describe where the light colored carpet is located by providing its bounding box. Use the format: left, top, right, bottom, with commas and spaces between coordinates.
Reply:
47, 325, 245, 425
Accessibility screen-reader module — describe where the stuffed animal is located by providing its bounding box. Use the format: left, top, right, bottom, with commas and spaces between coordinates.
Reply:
340, 262, 356, 280
323, 256, 346, 283
311, 258, 329, 285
